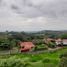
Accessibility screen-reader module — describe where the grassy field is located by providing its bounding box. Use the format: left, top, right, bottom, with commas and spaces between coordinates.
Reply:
0, 47, 67, 67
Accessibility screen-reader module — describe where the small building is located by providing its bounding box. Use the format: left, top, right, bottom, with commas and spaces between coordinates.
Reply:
62, 39, 67, 46
44, 38, 55, 44
55, 38, 63, 46
55, 38, 67, 46
19, 42, 35, 52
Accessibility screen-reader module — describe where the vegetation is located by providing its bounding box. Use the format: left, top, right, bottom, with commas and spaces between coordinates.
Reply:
48, 42, 56, 48
59, 33, 67, 39
59, 52, 67, 67
0, 47, 67, 67
0, 31, 67, 67
34, 44, 48, 51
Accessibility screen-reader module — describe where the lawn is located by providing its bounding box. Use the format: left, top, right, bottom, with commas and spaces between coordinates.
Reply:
0, 47, 67, 67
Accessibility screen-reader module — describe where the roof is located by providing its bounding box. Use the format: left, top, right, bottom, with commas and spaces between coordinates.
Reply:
55, 39, 67, 42
55, 38, 62, 42
63, 39, 67, 41
46, 38, 55, 42
20, 42, 35, 51
63, 39, 67, 42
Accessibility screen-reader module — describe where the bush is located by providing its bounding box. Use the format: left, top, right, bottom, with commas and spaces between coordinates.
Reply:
59, 52, 67, 67
48, 42, 56, 48
30, 55, 43, 62
0, 59, 24, 67
42, 59, 51, 63
24, 63, 31, 67
60, 52, 67, 58
0, 38, 13, 50
59, 57, 67, 67
0, 43, 12, 50
34, 44, 48, 51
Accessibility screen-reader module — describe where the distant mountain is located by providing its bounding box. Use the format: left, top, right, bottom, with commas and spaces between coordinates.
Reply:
33, 30, 67, 34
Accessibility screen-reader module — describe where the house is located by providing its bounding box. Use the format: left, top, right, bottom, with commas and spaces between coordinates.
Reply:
44, 38, 55, 44
19, 42, 35, 52
44, 37, 67, 46
62, 39, 67, 46
55, 38, 63, 46
55, 38, 67, 46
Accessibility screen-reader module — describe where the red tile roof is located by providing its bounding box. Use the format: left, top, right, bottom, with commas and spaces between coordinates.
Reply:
20, 42, 35, 52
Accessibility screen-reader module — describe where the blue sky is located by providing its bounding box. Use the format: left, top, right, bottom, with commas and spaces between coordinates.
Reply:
0, 0, 67, 31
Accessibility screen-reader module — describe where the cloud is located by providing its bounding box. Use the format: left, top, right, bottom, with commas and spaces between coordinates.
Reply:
0, 0, 67, 31
0, 0, 67, 18
0, 17, 48, 31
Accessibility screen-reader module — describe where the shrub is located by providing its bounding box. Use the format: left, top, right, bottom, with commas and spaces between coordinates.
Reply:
59, 52, 67, 67
48, 42, 56, 48
0, 39, 13, 50
42, 58, 51, 63
34, 44, 48, 51
30, 55, 43, 62
0, 59, 25, 67
24, 63, 31, 67
60, 52, 67, 58
59, 57, 67, 67
0, 60, 8, 67
0, 43, 12, 50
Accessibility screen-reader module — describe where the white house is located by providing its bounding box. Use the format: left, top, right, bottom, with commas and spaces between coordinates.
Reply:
55, 38, 67, 46
55, 38, 62, 45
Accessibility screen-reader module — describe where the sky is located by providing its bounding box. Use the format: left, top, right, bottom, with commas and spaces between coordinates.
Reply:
0, 0, 67, 32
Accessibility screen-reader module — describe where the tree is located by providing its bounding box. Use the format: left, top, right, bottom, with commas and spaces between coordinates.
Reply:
0, 39, 13, 50
60, 33, 67, 39
48, 41, 56, 48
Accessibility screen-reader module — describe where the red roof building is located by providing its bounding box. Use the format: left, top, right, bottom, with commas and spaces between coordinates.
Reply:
19, 42, 35, 52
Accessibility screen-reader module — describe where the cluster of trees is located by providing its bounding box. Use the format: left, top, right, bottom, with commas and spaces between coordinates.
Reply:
59, 33, 67, 39
0, 38, 16, 50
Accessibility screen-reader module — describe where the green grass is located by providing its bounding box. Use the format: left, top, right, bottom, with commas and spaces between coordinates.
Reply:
0, 47, 67, 67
